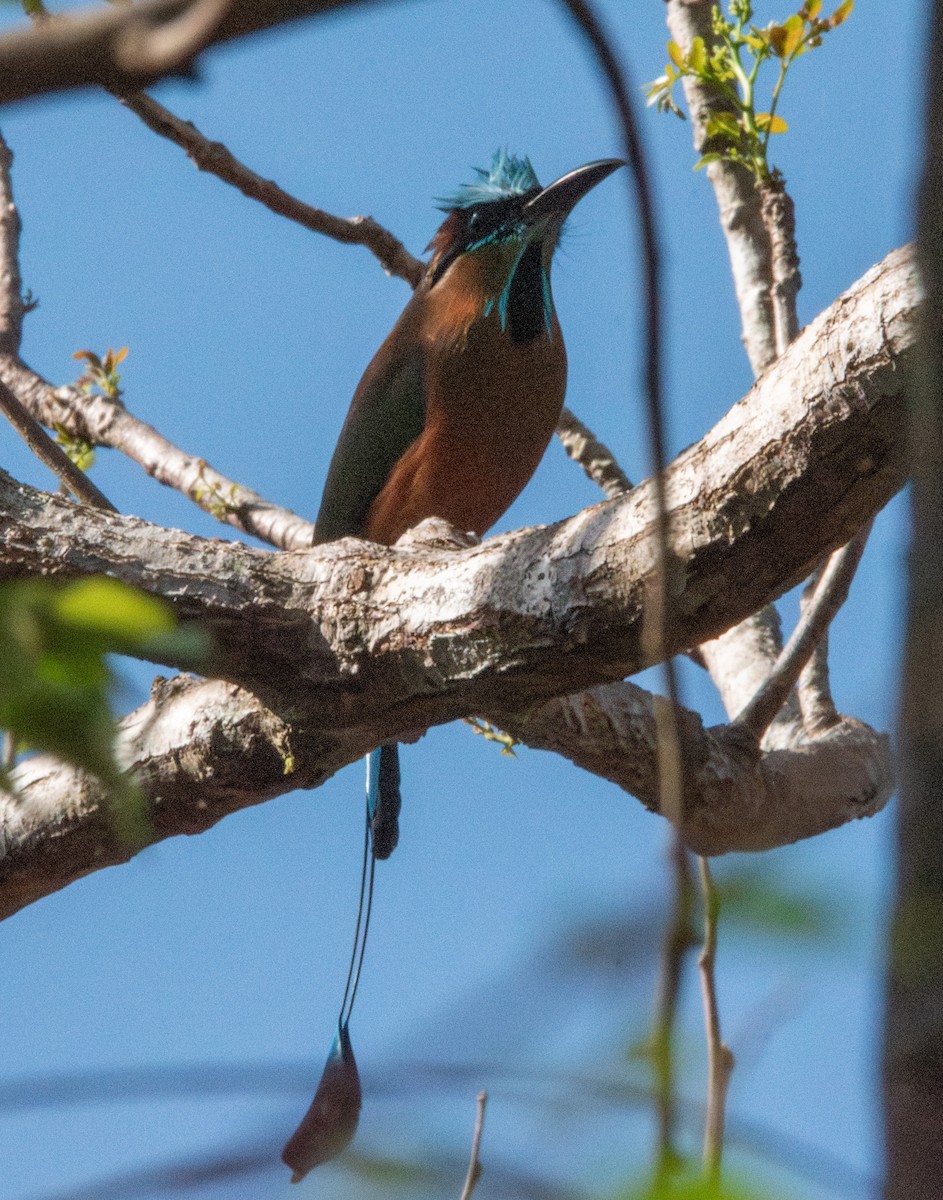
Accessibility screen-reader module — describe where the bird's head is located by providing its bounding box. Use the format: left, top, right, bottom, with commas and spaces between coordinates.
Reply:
425, 150, 623, 343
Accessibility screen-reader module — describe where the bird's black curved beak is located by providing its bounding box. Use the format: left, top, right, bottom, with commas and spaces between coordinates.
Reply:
524, 158, 625, 223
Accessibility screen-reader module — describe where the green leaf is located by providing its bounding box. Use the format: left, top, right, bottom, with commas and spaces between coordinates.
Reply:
667, 39, 685, 68
693, 152, 722, 170
803, 0, 823, 15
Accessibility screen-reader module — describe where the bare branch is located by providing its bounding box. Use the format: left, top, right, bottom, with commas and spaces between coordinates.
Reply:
648, 836, 696, 1181
0, 248, 911, 702
116, 91, 424, 286
0, 130, 24, 357
500, 679, 891, 857
559, 0, 687, 838
0, 0, 375, 106
458, 1091, 487, 1200
888, 3, 943, 1184
555, 405, 633, 497
0, 356, 315, 549
0, 128, 118, 511
734, 522, 872, 738
698, 857, 734, 1182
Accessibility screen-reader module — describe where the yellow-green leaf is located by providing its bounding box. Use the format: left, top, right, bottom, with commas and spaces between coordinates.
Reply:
688, 35, 707, 73
803, 0, 822, 16
829, 0, 853, 27
54, 577, 174, 642
705, 112, 741, 140
667, 39, 684, 68
756, 113, 789, 133
780, 13, 806, 55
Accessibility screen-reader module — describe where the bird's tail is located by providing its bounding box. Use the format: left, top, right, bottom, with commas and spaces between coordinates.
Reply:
367, 743, 401, 860
281, 743, 402, 1179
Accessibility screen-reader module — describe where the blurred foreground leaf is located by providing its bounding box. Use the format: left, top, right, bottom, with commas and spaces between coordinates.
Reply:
0, 577, 209, 845
714, 866, 842, 940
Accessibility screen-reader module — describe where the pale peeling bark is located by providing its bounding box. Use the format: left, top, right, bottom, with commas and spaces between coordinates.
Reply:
0, 245, 916, 918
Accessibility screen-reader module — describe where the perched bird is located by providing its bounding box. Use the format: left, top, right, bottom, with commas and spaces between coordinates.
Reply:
282, 150, 624, 1182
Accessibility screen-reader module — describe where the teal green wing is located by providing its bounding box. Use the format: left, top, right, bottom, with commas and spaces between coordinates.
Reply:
315, 335, 427, 543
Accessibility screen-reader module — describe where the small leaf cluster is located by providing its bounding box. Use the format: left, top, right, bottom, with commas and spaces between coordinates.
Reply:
0, 577, 207, 845
190, 461, 243, 521
464, 716, 518, 757
54, 426, 95, 471
73, 344, 127, 400
61, 346, 129, 472
645, 0, 853, 185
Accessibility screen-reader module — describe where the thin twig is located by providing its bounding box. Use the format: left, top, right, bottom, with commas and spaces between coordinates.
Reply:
116, 90, 424, 287
698, 857, 734, 1183
649, 835, 697, 1182
458, 1090, 488, 1200
559, 0, 684, 829
733, 521, 872, 738
0, 371, 116, 511
0, 125, 117, 511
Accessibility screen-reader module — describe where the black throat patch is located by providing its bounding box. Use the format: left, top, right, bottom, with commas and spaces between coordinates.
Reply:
505, 241, 548, 345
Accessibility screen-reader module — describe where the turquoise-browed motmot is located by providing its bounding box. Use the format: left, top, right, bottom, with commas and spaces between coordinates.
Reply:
282, 150, 623, 1181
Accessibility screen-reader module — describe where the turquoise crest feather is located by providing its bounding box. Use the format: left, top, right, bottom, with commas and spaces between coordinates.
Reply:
438, 149, 542, 210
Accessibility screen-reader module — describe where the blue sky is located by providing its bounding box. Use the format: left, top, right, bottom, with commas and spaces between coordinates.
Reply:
0, 2, 924, 1198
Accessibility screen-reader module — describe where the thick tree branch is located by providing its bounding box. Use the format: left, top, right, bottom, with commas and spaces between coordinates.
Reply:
0, 246, 912, 708
111, 0, 235, 78
0, 245, 915, 916
0, 0, 380, 106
